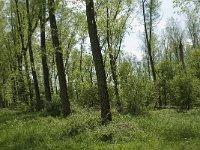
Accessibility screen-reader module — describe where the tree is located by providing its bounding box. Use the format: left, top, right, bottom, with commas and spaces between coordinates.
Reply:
140, 0, 161, 106
39, 0, 52, 102
14, 0, 33, 108
104, 0, 133, 112
48, 0, 71, 116
173, 0, 200, 13
165, 18, 186, 68
140, 0, 161, 82
85, 0, 112, 124
26, 0, 42, 111
186, 11, 200, 48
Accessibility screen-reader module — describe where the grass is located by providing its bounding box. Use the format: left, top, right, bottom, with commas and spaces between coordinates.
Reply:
0, 108, 200, 150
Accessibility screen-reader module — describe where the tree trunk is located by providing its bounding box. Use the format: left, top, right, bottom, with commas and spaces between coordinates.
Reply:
142, 0, 160, 107
10, 65, 18, 106
48, 0, 71, 116
26, 0, 42, 111
147, 55, 151, 80
14, 0, 31, 105
106, 5, 122, 112
40, 0, 52, 102
0, 89, 2, 108
148, 43, 157, 81
80, 38, 85, 82
179, 38, 186, 71
23, 50, 33, 108
86, 0, 112, 124
142, 0, 156, 81
164, 82, 167, 106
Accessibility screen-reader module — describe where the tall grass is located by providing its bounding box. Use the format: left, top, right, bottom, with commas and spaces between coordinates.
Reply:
0, 108, 200, 150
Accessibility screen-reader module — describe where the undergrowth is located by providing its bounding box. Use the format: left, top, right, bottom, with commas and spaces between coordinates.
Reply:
0, 108, 200, 150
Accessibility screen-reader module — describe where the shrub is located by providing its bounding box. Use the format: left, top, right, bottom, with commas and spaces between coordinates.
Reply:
78, 83, 100, 108
188, 48, 200, 79
120, 72, 156, 115
46, 95, 62, 117
156, 60, 175, 106
170, 74, 194, 111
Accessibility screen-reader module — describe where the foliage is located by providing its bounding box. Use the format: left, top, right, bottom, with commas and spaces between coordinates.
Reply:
78, 83, 100, 108
156, 60, 175, 106
170, 74, 195, 111
45, 95, 62, 117
188, 48, 200, 79
0, 0, 200, 141
118, 60, 156, 114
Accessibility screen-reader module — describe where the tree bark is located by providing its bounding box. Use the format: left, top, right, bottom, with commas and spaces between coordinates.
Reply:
86, 0, 112, 124
48, 0, 71, 116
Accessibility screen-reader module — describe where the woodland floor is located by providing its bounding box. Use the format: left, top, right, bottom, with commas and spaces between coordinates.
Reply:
0, 107, 200, 150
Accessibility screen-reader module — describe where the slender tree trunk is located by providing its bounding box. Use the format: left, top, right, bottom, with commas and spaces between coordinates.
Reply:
89, 67, 93, 85
10, 3, 21, 104
23, 49, 34, 107
174, 44, 180, 64
142, 0, 161, 107
187, 94, 190, 111
80, 38, 85, 82
40, 0, 52, 102
147, 56, 151, 80
28, 38, 42, 111
163, 82, 167, 107
14, 0, 31, 104
86, 0, 112, 124
12, 79, 18, 105
2, 80, 6, 108
148, 43, 157, 81
26, 0, 42, 111
0, 89, 2, 108
179, 38, 186, 71
142, 0, 156, 81
10, 65, 18, 106
106, 5, 122, 112
48, 0, 71, 116
52, 55, 58, 94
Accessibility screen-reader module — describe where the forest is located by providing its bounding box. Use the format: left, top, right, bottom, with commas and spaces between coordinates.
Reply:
0, 0, 200, 149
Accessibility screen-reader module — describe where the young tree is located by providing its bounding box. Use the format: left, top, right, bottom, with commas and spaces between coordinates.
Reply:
140, 0, 161, 81
14, 0, 33, 107
26, 0, 42, 111
186, 11, 200, 48
105, 0, 133, 112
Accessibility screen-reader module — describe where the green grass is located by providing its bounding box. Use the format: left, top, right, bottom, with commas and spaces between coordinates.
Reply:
0, 108, 200, 150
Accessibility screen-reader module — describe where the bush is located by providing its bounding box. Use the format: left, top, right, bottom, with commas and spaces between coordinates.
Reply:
191, 78, 200, 107
188, 48, 200, 79
118, 60, 157, 114
14, 102, 31, 112
156, 60, 175, 106
120, 72, 156, 115
170, 74, 194, 111
46, 95, 62, 117
78, 83, 100, 108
